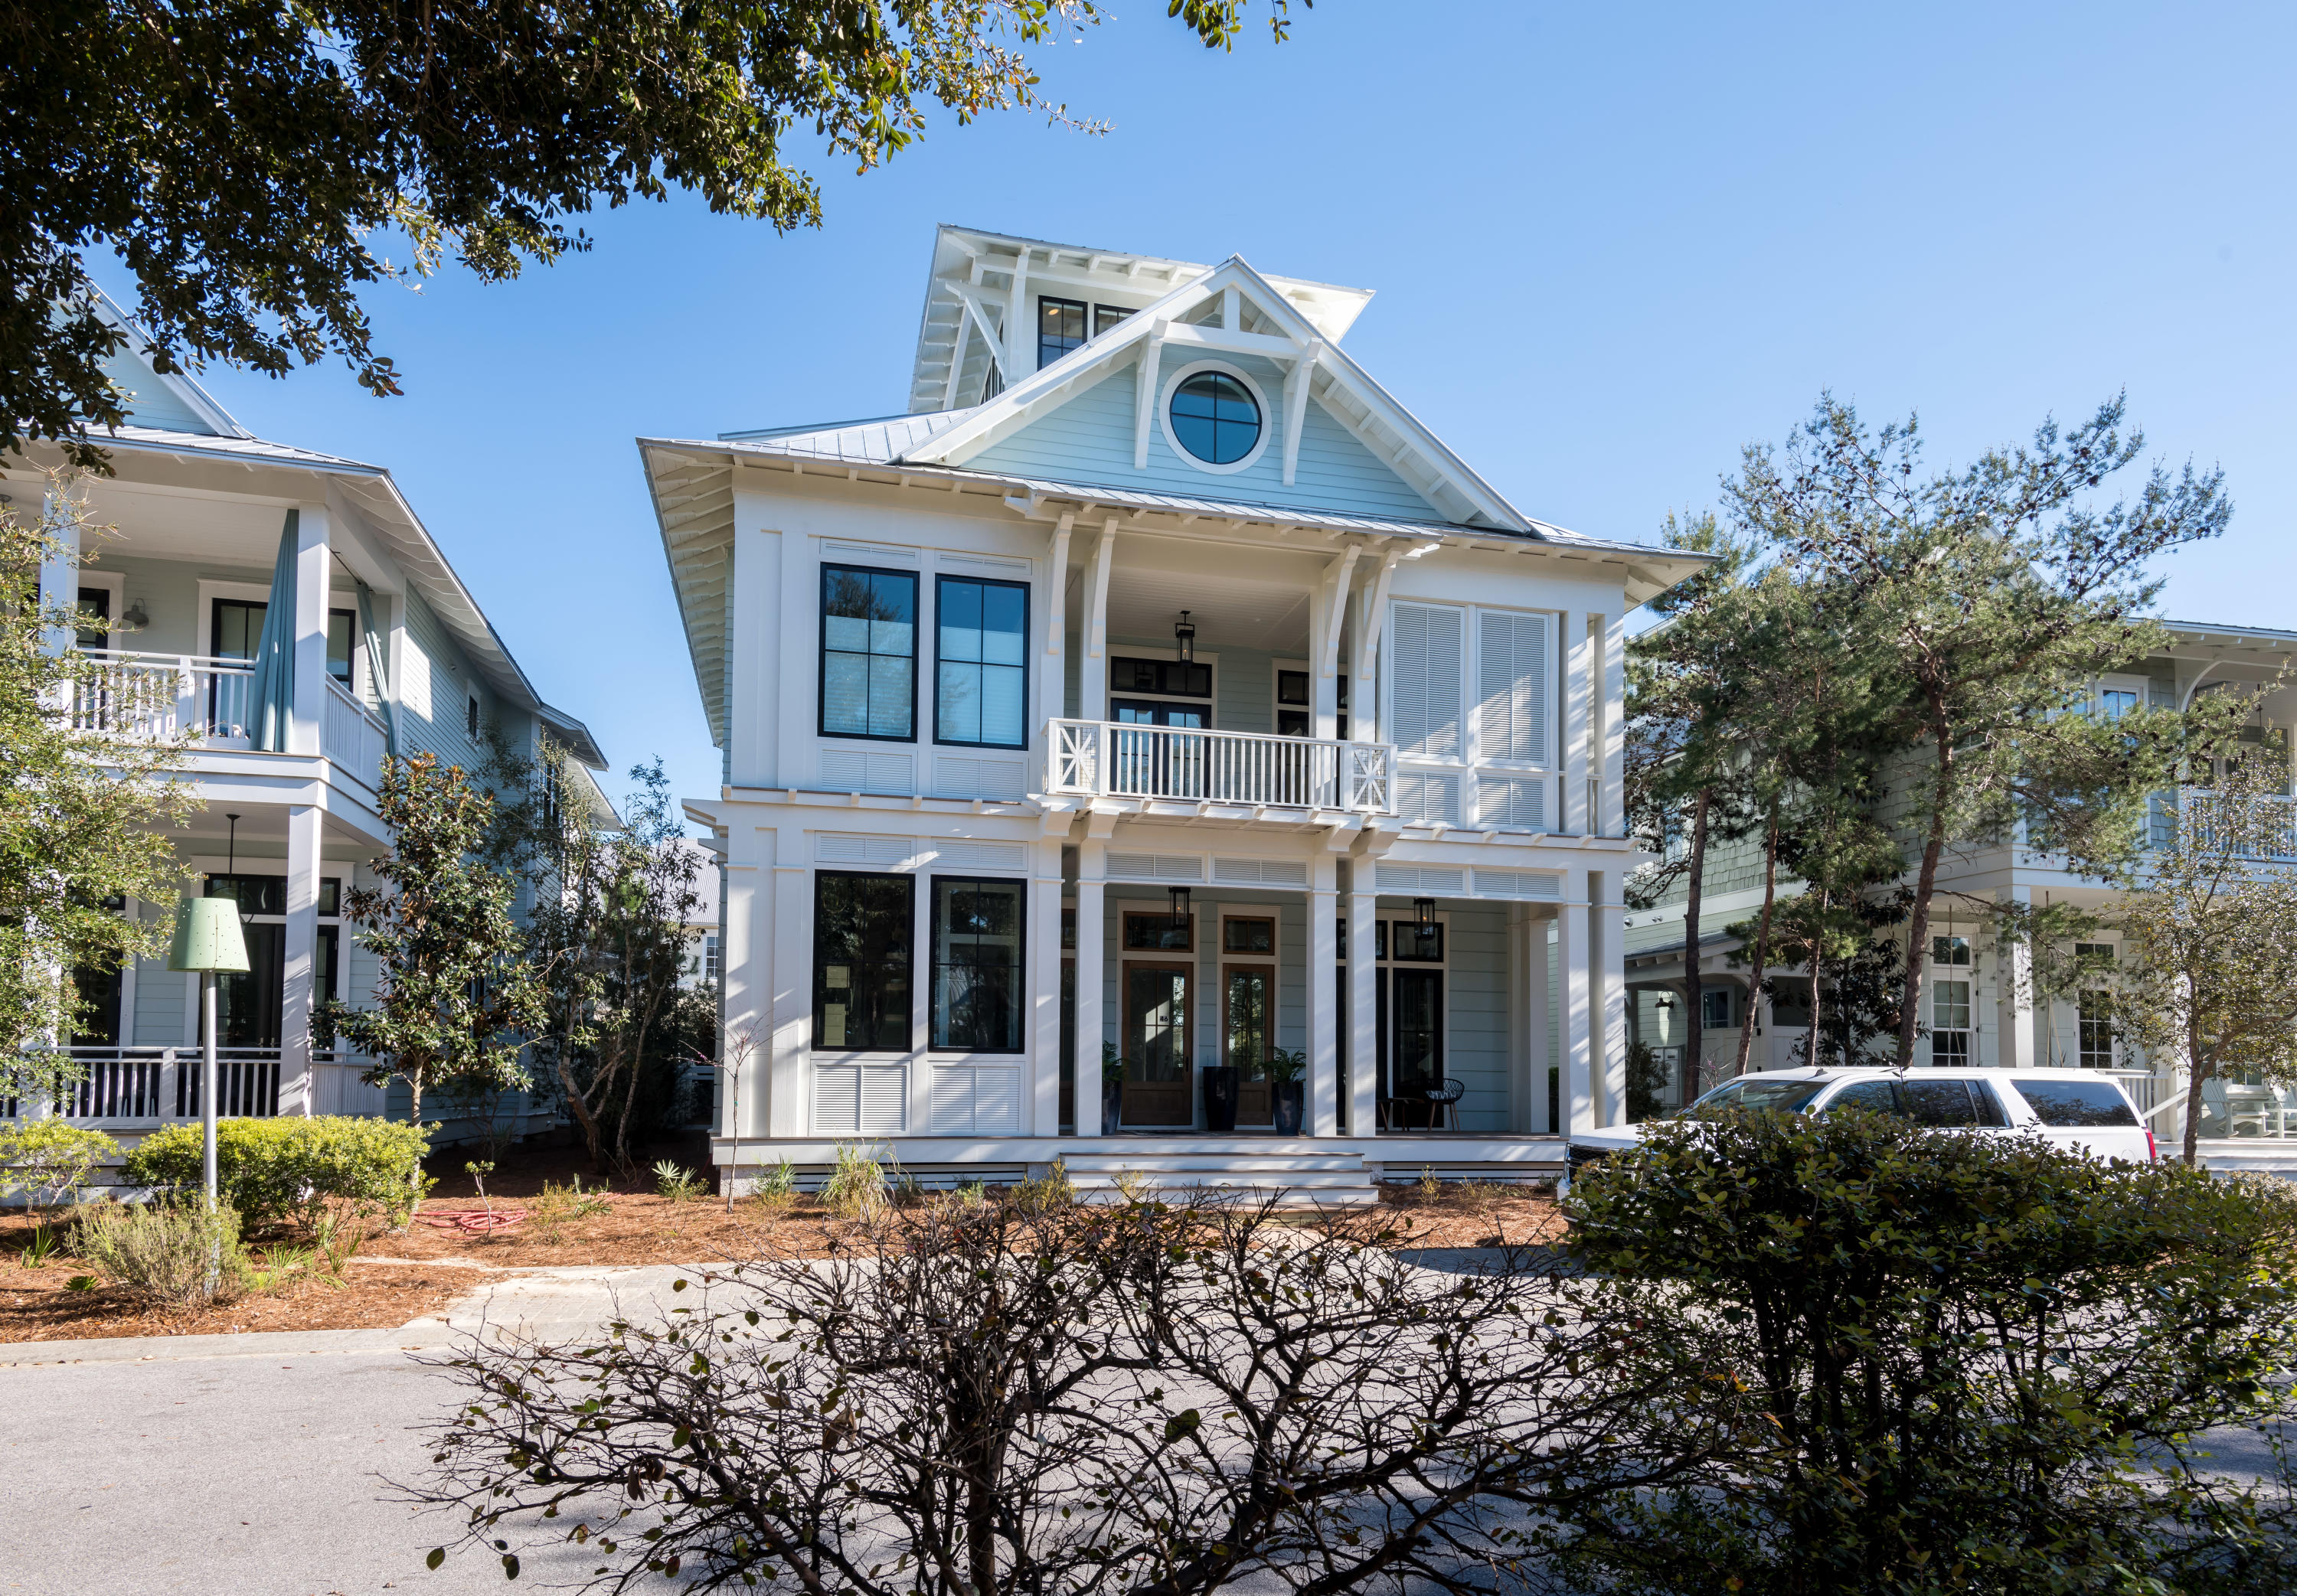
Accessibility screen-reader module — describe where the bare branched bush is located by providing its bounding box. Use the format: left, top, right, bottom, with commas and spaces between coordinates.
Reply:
411, 1196, 1737, 1593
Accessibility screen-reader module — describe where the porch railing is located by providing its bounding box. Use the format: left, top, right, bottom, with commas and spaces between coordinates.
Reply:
2171, 788, 2297, 863
70, 651, 256, 743
1047, 718, 1396, 814
322, 675, 388, 784
5, 1046, 387, 1123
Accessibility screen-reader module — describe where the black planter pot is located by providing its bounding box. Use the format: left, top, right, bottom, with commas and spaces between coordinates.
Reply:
1103, 1079, 1124, 1134
1270, 1080, 1305, 1136
1202, 1066, 1240, 1133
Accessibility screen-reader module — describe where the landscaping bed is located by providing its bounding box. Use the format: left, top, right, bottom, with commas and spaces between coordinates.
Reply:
0, 1140, 1567, 1340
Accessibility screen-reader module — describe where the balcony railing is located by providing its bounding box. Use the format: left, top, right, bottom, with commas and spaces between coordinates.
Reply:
2172, 788, 2297, 862
1047, 718, 1395, 814
70, 650, 256, 743
323, 675, 388, 783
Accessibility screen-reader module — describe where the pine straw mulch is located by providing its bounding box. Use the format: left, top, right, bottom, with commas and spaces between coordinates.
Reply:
0, 1140, 1569, 1343
0, 1210, 479, 1344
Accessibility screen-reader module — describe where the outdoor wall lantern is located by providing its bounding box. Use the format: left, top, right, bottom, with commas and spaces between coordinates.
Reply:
1169, 884, 1192, 929
1413, 896, 1436, 927
1175, 611, 1196, 664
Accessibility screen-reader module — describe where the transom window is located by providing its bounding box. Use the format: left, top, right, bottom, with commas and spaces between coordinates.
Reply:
1170, 370, 1261, 465
820, 565, 917, 741
1931, 935, 1971, 966
935, 576, 1028, 749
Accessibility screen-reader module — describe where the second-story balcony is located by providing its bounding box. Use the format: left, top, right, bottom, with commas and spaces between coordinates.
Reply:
70, 648, 389, 791
1047, 717, 1395, 814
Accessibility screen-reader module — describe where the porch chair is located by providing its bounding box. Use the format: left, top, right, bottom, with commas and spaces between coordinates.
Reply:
1422, 1078, 1466, 1131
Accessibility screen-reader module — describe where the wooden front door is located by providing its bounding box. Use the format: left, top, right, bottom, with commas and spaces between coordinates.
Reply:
1121, 960, 1193, 1127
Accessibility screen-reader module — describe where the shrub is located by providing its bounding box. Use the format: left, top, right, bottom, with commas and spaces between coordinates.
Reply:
748, 1159, 797, 1214
1007, 1158, 1073, 1214
529, 1175, 612, 1244
0, 1119, 121, 1206
123, 1116, 431, 1234
1558, 1108, 2297, 1594
821, 1141, 889, 1221
70, 1198, 248, 1307
652, 1159, 704, 1203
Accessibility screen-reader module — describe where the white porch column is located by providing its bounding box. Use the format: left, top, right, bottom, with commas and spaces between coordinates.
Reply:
1562, 610, 1592, 836
1560, 882, 1593, 1136
1599, 612, 1626, 838
1307, 850, 1340, 1136
1525, 911, 1554, 1131
1346, 872, 1378, 1137
1073, 834, 1108, 1136
1996, 885, 2037, 1069
290, 503, 330, 756
37, 483, 79, 657
1041, 513, 1073, 741
1596, 868, 1628, 1128
720, 824, 770, 1144
279, 803, 322, 1116
768, 830, 813, 1138
1029, 831, 1066, 1134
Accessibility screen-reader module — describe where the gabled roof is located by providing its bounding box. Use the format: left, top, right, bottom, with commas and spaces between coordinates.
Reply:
907, 224, 1374, 412
899, 255, 1530, 530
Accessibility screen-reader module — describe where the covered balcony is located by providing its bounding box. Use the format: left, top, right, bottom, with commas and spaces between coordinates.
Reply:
1046, 717, 1393, 814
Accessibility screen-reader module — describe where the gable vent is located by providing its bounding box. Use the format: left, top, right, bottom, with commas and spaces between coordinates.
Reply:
816, 833, 916, 867
1107, 852, 1204, 883
1473, 869, 1562, 901
1377, 865, 1465, 896
1212, 857, 1309, 888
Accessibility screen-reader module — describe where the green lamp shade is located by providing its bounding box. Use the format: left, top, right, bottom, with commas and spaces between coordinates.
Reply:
168, 894, 250, 974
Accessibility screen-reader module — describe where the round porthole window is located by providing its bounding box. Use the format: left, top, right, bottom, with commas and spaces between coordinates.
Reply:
1169, 370, 1263, 466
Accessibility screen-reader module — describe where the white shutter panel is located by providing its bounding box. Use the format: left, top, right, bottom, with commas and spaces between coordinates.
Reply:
1476, 612, 1549, 766
1390, 602, 1462, 760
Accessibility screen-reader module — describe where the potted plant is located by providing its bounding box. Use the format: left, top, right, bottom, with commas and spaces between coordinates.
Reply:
1202, 1053, 1240, 1133
1101, 1042, 1127, 1134
1266, 1048, 1308, 1135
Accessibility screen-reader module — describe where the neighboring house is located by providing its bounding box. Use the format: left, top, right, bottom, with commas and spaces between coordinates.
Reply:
645, 224, 1706, 1196
5, 294, 609, 1144
1622, 622, 2297, 1159
672, 840, 724, 991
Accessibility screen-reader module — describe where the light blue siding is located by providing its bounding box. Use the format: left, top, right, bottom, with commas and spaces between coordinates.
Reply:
103, 349, 215, 435
969, 357, 1443, 523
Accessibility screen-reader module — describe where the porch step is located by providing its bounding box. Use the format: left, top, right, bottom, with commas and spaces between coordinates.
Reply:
1058, 1149, 1379, 1206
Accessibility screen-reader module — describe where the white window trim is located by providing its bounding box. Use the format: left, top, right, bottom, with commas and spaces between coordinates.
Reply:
1157, 359, 1276, 477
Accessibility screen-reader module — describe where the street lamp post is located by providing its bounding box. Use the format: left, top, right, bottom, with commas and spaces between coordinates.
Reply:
168, 893, 249, 1209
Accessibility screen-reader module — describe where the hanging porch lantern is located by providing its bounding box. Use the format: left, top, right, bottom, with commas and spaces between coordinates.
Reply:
1175, 610, 1196, 664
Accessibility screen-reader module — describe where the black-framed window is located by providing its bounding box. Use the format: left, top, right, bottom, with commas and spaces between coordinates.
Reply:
935, 575, 1028, 748
821, 565, 917, 741
1038, 295, 1086, 370
1094, 304, 1132, 337
213, 598, 265, 661
930, 876, 1026, 1053
1391, 922, 1443, 963
813, 872, 913, 1052
75, 587, 110, 649
1170, 370, 1262, 465
328, 608, 355, 685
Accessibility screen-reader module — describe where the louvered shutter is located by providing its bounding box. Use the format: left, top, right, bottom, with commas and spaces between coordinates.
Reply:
1476, 611, 1549, 766
1390, 602, 1462, 760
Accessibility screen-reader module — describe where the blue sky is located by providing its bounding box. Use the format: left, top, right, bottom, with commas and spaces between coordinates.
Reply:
121, 2, 2297, 815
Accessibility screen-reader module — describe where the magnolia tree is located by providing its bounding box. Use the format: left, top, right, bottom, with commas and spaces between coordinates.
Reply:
0, 469, 198, 1105
2107, 755, 2297, 1165
324, 753, 544, 1144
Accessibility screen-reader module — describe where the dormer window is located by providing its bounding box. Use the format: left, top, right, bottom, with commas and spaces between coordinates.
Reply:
1037, 296, 1086, 370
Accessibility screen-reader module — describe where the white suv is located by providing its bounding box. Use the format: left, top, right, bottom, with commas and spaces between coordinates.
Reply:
1566, 1066, 2157, 1177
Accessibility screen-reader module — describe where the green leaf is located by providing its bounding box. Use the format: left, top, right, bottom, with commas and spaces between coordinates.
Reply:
426, 1547, 446, 1571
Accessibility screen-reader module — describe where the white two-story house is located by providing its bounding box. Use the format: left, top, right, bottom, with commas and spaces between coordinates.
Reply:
647, 226, 1705, 1197
4, 294, 609, 1143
